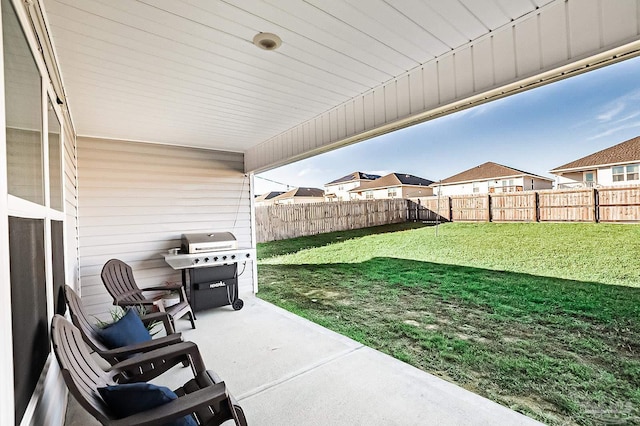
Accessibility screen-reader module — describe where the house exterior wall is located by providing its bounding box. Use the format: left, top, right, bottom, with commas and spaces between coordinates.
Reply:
352, 187, 395, 200
351, 185, 432, 200
401, 186, 433, 199
437, 177, 552, 196
64, 122, 80, 290
325, 181, 361, 201
275, 196, 324, 205
77, 137, 254, 318
531, 177, 554, 190
556, 172, 585, 188
598, 167, 614, 185
436, 179, 500, 196
556, 165, 640, 187
255, 198, 277, 207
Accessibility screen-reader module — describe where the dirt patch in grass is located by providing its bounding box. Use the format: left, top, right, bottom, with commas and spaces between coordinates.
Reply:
258, 259, 640, 425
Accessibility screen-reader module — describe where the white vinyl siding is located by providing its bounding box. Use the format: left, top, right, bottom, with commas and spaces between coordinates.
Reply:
557, 165, 640, 188
64, 121, 79, 288
440, 177, 552, 195
77, 137, 253, 317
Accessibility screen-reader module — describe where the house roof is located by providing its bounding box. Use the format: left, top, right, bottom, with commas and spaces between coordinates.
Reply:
272, 187, 325, 201
325, 172, 381, 186
550, 135, 640, 172
255, 191, 284, 202
436, 162, 552, 185
349, 173, 434, 191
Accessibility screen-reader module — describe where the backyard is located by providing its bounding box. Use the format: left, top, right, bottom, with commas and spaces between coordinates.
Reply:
257, 222, 640, 425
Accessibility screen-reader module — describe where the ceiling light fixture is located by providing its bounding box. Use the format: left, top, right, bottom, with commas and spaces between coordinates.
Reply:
253, 32, 282, 51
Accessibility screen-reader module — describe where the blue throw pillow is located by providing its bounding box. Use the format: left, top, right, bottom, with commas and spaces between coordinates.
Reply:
98, 383, 197, 426
97, 308, 151, 349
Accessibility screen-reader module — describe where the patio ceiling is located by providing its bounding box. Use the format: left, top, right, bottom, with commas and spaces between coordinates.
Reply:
41, 0, 640, 172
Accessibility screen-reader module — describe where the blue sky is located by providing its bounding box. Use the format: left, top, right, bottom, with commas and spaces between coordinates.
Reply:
255, 56, 640, 194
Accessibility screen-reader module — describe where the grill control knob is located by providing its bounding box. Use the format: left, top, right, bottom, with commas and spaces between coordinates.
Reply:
213, 256, 218, 261
194, 258, 200, 264
222, 256, 227, 260
231, 255, 236, 260
246, 253, 251, 258
204, 257, 209, 262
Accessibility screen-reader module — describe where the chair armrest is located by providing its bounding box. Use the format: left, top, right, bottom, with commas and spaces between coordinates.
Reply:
101, 334, 183, 358
141, 283, 183, 291
109, 341, 206, 376
115, 299, 155, 307
140, 311, 176, 335
111, 382, 228, 426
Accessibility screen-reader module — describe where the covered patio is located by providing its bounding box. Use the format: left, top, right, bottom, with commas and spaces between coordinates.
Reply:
65, 295, 541, 425
2, 0, 640, 425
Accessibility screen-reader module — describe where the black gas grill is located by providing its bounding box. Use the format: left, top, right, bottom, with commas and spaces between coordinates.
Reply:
162, 232, 247, 312
181, 232, 243, 312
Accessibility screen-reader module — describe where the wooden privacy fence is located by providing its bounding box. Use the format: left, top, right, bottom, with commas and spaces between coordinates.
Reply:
412, 185, 640, 223
256, 186, 640, 243
255, 199, 408, 242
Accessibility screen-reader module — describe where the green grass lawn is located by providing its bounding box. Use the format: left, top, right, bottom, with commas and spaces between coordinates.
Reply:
257, 222, 640, 425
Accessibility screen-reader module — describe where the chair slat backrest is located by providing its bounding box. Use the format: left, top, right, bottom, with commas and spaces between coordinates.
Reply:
101, 259, 145, 305
64, 285, 110, 354
51, 315, 116, 424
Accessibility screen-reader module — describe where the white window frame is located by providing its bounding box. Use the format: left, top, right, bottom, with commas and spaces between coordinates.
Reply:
626, 164, 639, 181
612, 166, 625, 182
1, 1, 66, 423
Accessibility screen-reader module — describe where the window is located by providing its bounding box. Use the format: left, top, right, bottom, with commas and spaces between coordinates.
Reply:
613, 165, 639, 182
612, 166, 625, 182
3, 0, 66, 423
583, 172, 595, 188
51, 221, 66, 315
472, 182, 480, 193
500, 179, 515, 192
388, 188, 397, 198
4, 0, 43, 205
9, 217, 48, 423
365, 191, 373, 199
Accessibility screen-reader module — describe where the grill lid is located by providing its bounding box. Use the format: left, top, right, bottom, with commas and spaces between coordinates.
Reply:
181, 232, 237, 253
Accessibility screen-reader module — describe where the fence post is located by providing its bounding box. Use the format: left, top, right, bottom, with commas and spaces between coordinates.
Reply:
486, 194, 492, 222
534, 192, 540, 222
594, 188, 599, 223
448, 197, 453, 222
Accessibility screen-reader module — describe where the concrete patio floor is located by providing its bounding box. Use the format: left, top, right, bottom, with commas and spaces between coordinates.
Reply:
65, 295, 542, 425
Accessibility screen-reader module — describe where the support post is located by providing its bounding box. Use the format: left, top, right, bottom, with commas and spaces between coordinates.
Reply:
593, 188, 599, 223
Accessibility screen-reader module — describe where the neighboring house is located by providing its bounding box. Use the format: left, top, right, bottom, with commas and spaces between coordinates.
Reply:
271, 187, 325, 205
324, 171, 380, 201
433, 162, 553, 196
349, 173, 434, 200
254, 191, 284, 207
550, 136, 640, 189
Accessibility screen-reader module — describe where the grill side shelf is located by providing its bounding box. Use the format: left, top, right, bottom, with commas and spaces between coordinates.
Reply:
163, 248, 255, 270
